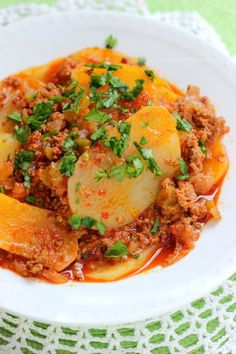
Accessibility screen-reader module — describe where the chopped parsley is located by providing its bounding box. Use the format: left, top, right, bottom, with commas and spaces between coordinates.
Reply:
42, 130, 58, 140
150, 218, 160, 235
85, 109, 111, 124
7, 113, 22, 122
94, 155, 143, 182
62, 132, 78, 151
140, 136, 148, 145
125, 156, 143, 178
176, 157, 189, 181
145, 69, 155, 81
14, 150, 35, 188
137, 57, 146, 66
13, 125, 30, 144
120, 79, 144, 101
62, 80, 85, 112
90, 73, 108, 88
199, 139, 207, 154
104, 241, 129, 258
25, 195, 36, 205
91, 125, 108, 143
0, 186, 5, 194
173, 112, 192, 133
134, 142, 162, 176
85, 63, 122, 71
59, 151, 78, 177
26, 101, 54, 130
103, 121, 131, 157
105, 34, 118, 49
69, 215, 106, 234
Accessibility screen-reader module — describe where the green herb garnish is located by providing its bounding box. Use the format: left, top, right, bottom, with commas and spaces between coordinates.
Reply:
26, 101, 54, 130
134, 142, 162, 176
105, 34, 118, 49
85, 63, 122, 71
104, 241, 129, 258
120, 79, 144, 101
145, 69, 155, 81
13, 125, 30, 144
199, 139, 207, 154
42, 130, 58, 140
7, 113, 22, 122
140, 136, 147, 145
63, 132, 77, 151
137, 57, 146, 66
176, 157, 189, 181
68, 215, 106, 234
14, 150, 35, 188
0, 186, 5, 194
150, 218, 160, 235
59, 151, 78, 177
173, 112, 192, 133
25, 195, 36, 205
85, 109, 111, 124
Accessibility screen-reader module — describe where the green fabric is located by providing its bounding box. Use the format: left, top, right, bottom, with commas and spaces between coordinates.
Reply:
147, 0, 236, 55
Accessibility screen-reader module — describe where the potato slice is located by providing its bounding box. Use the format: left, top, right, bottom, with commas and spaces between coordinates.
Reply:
68, 106, 180, 228
0, 193, 78, 271
203, 140, 229, 185
70, 47, 137, 66
0, 133, 20, 166
85, 246, 156, 281
72, 63, 181, 104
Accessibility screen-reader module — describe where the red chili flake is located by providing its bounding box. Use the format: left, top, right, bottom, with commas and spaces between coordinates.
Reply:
98, 189, 106, 197
101, 211, 110, 219
85, 201, 92, 207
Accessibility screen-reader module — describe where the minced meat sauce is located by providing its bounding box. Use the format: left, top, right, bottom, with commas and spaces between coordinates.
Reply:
0, 43, 229, 283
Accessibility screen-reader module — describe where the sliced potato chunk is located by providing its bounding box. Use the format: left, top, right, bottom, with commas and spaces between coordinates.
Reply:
0, 133, 20, 166
68, 106, 180, 228
85, 246, 156, 281
0, 193, 78, 272
203, 140, 229, 185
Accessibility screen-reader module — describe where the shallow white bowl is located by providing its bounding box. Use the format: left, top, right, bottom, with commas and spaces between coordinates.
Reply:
0, 10, 236, 325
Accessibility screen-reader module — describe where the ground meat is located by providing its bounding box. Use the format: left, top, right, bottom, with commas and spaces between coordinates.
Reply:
176, 182, 197, 210
176, 85, 229, 144
49, 59, 77, 85
9, 182, 27, 201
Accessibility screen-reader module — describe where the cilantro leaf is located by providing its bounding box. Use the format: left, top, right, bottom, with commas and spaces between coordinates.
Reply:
199, 139, 207, 154
104, 241, 129, 258
63, 134, 77, 151
85, 63, 122, 71
59, 151, 78, 177
91, 125, 108, 143
95, 170, 110, 181
90, 74, 108, 88
173, 112, 192, 133
7, 113, 22, 122
137, 57, 146, 66
62, 79, 85, 112
145, 69, 155, 80
105, 34, 118, 49
120, 79, 144, 101
14, 150, 35, 188
69, 215, 106, 234
26, 101, 54, 130
85, 109, 111, 124
176, 157, 189, 181
150, 218, 160, 235
140, 136, 147, 145
134, 142, 162, 176
13, 125, 30, 144
125, 155, 143, 178
111, 165, 126, 181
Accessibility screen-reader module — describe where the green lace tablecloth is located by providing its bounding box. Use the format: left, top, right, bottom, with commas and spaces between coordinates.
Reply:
0, 1, 236, 353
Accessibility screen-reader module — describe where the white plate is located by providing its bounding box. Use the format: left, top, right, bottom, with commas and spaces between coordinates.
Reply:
0, 10, 236, 326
